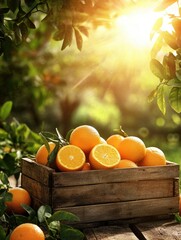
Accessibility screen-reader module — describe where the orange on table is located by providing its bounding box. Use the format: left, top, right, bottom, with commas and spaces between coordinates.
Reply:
118, 136, 146, 163
115, 159, 138, 169
69, 125, 101, 153
82, 162, 91, 171
89, 143, 121, 170
10, 223, 45, 240
138, 147, 166, 166
35, 142, 56, 165
56, 145, 86, 172
6, 187, 31, 214
106, 134, 124, 151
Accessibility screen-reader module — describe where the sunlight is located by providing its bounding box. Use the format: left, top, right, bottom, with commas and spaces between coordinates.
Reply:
115, 8, 159, 48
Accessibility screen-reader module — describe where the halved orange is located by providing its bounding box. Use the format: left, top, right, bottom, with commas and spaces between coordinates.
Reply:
56, 145, 86, 172
89, 143, 121, 170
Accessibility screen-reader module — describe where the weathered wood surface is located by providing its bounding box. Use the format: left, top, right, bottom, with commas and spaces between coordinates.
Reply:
84, 225, 138, 240
84, 220, 181, 240
133, 220, 181, 240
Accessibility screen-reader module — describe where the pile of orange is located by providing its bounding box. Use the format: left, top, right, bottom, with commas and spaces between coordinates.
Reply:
35, 124, 167, 172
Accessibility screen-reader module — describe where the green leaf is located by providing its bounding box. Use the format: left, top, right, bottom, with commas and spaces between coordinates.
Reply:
169, 87, 181, 113
19, 22, 28, 41
150, 59, 165, 80
148, 88, 158, 102
0, 225, 6, 239
0, 101, 12, 121
48, 210, 80, 224
25, 18, 36, 29
150, 18, 163, 39
151, 35, 163, 58
37, 205, 52, 223
48, 142, 59, 166
0, 171, 10, 185
78, 26, 89, 37
60, 227, 84, 240
74, 28, 83, 51
61, 25, 73, 50
157, 85, 166, 114
161, 31, 178, 50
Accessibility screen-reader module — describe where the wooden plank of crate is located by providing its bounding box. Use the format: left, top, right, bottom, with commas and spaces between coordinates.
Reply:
52, 179, 174, 208
133, 220, 181, 240
84, 225, 138, 240
52, 163, 179, 187
21, 175, 51, 205
55, 197, 179, 223
21, 158, 54, 186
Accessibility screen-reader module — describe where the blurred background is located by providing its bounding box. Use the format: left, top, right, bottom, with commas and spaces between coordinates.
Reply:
0, 0, 180, 164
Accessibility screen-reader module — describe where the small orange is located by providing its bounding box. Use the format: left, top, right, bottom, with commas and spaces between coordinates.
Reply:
106, 134, 124, 151
69, 125, 101, 153
89, 143, 121, 170
10, 223, 45, 240
138, 147, 166, 166
35, 142, 56, 166
115, 159, 138, 168
118, 136, 146, 163
6, 187, 31, 214
56, 145, 86, 172
82, 162, 91, 171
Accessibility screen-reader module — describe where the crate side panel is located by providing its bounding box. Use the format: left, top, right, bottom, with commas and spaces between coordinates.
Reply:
52, 163, 179, 187
21, 175, 51, 205
21, 158, 54, 186
52, 179, 175, 208
56, 197, 179, 224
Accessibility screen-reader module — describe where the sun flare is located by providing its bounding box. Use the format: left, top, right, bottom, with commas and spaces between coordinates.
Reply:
115, 9, 159, 48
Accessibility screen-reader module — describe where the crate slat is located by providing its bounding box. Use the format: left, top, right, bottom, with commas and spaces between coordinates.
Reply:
52, 179, 174, 208
52, 162, 179, 187
57, 197, 179, 223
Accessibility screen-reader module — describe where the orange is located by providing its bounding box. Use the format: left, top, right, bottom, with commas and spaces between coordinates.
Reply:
6, 187, 31, 214
35, 142, 56, 165
10, 223, 45, 240
100, 137, 107, 144
89, 143, 121, 170
56, 145, 86, 172
118, 136, 146, 163
69, 125, 101, 153
106, 134, 124, 150
115, 159, 138, 168
82, 162, 91, 171
138, 147, 166, 166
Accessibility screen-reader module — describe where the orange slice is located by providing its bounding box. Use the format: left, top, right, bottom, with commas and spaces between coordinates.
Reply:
56, 145, 86, 172
89, 144, 121, 170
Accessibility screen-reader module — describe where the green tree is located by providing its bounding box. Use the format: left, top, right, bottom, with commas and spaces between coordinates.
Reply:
150, 0, 181, 114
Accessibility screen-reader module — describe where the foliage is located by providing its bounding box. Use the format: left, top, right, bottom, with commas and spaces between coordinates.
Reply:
0, 172, 84, 240
0, 101, 42, 181
150, 0, 181, 114
0, 0, 125, 57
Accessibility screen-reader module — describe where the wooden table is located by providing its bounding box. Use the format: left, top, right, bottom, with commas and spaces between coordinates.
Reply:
83, 219, 181, 240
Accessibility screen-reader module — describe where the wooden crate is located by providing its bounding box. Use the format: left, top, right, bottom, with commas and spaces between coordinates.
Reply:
21, 158, 179, 225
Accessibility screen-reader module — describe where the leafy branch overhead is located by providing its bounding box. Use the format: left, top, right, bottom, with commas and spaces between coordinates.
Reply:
0, 0, 123, 56
150, 0, 181, 114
